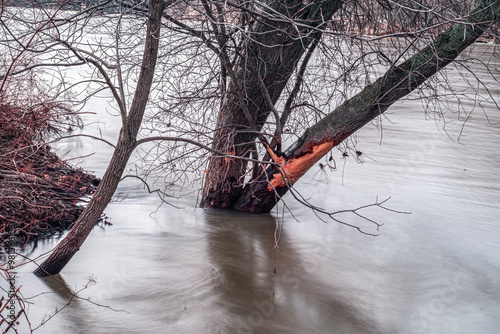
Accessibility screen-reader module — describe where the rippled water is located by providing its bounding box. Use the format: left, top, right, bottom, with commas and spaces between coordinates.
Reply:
3, 45, 500, 334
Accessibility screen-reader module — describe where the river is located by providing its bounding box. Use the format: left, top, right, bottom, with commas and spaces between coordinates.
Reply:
3, 44, 500, 334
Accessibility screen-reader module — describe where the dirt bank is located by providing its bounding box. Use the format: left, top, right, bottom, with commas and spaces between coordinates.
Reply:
0, 101, 99, 243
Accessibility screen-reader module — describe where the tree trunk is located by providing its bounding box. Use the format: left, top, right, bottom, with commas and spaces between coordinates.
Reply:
233, 0, 500, 213
33, 0, 164, 276
33, 138, 134, 276
200, 0, 344, 208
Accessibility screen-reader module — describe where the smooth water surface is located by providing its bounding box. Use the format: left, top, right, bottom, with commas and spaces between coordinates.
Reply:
2, 45, 500, 334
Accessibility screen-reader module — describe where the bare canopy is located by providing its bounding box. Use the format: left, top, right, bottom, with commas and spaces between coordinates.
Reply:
1, 0, 498, 276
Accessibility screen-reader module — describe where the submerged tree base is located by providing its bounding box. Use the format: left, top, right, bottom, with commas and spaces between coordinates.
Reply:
0, 134, 99, 243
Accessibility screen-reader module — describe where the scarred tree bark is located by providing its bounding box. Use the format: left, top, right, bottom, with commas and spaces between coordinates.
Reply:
33, 0, 165, 276
26, 0, 499, 276
200, 0, 344, 208
233, 0, 500, 213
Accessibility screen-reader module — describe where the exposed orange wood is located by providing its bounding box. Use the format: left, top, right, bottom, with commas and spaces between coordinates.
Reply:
263, 142, 285, 164
268, 139, 334, 190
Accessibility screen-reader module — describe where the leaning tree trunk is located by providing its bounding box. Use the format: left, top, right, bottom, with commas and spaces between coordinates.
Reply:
33, 0, 164, 276
200, 0, 344, 209
33, 138, 134, 276
233, 0, 500, 213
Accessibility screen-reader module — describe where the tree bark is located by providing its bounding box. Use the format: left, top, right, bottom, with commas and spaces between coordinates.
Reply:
33, 0, 164, 276
233, 0, 500, 213
200, 0, 344, 209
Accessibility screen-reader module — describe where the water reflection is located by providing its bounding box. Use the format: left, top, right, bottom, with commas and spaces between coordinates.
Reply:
203, 211, 377, 334
38, 274, 94, 331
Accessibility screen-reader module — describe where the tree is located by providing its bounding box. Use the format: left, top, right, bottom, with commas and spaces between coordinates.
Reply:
199, 0, 345, 208
30, 0, 168, 275
192, 0, 500, 211
233, 0, 500, 212
1, 0, 498, 276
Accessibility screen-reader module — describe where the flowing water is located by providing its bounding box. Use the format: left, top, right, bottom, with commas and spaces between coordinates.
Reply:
2, 45, 500, 334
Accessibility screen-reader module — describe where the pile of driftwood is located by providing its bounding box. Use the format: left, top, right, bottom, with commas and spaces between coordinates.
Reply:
0, 136, 99, 241
0, 101, 99, 242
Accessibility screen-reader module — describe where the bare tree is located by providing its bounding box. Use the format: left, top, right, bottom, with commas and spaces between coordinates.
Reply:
27, 0, 168, 275
233, 0, 500, 212
176, 0, 499, 211
0, 0, 498, 276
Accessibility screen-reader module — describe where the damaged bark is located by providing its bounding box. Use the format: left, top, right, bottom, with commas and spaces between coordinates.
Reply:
200, 0, 344, 209
233, 0, 500, 213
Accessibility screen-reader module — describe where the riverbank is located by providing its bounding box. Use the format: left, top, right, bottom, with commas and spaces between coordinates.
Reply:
0, 107, 99, 243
